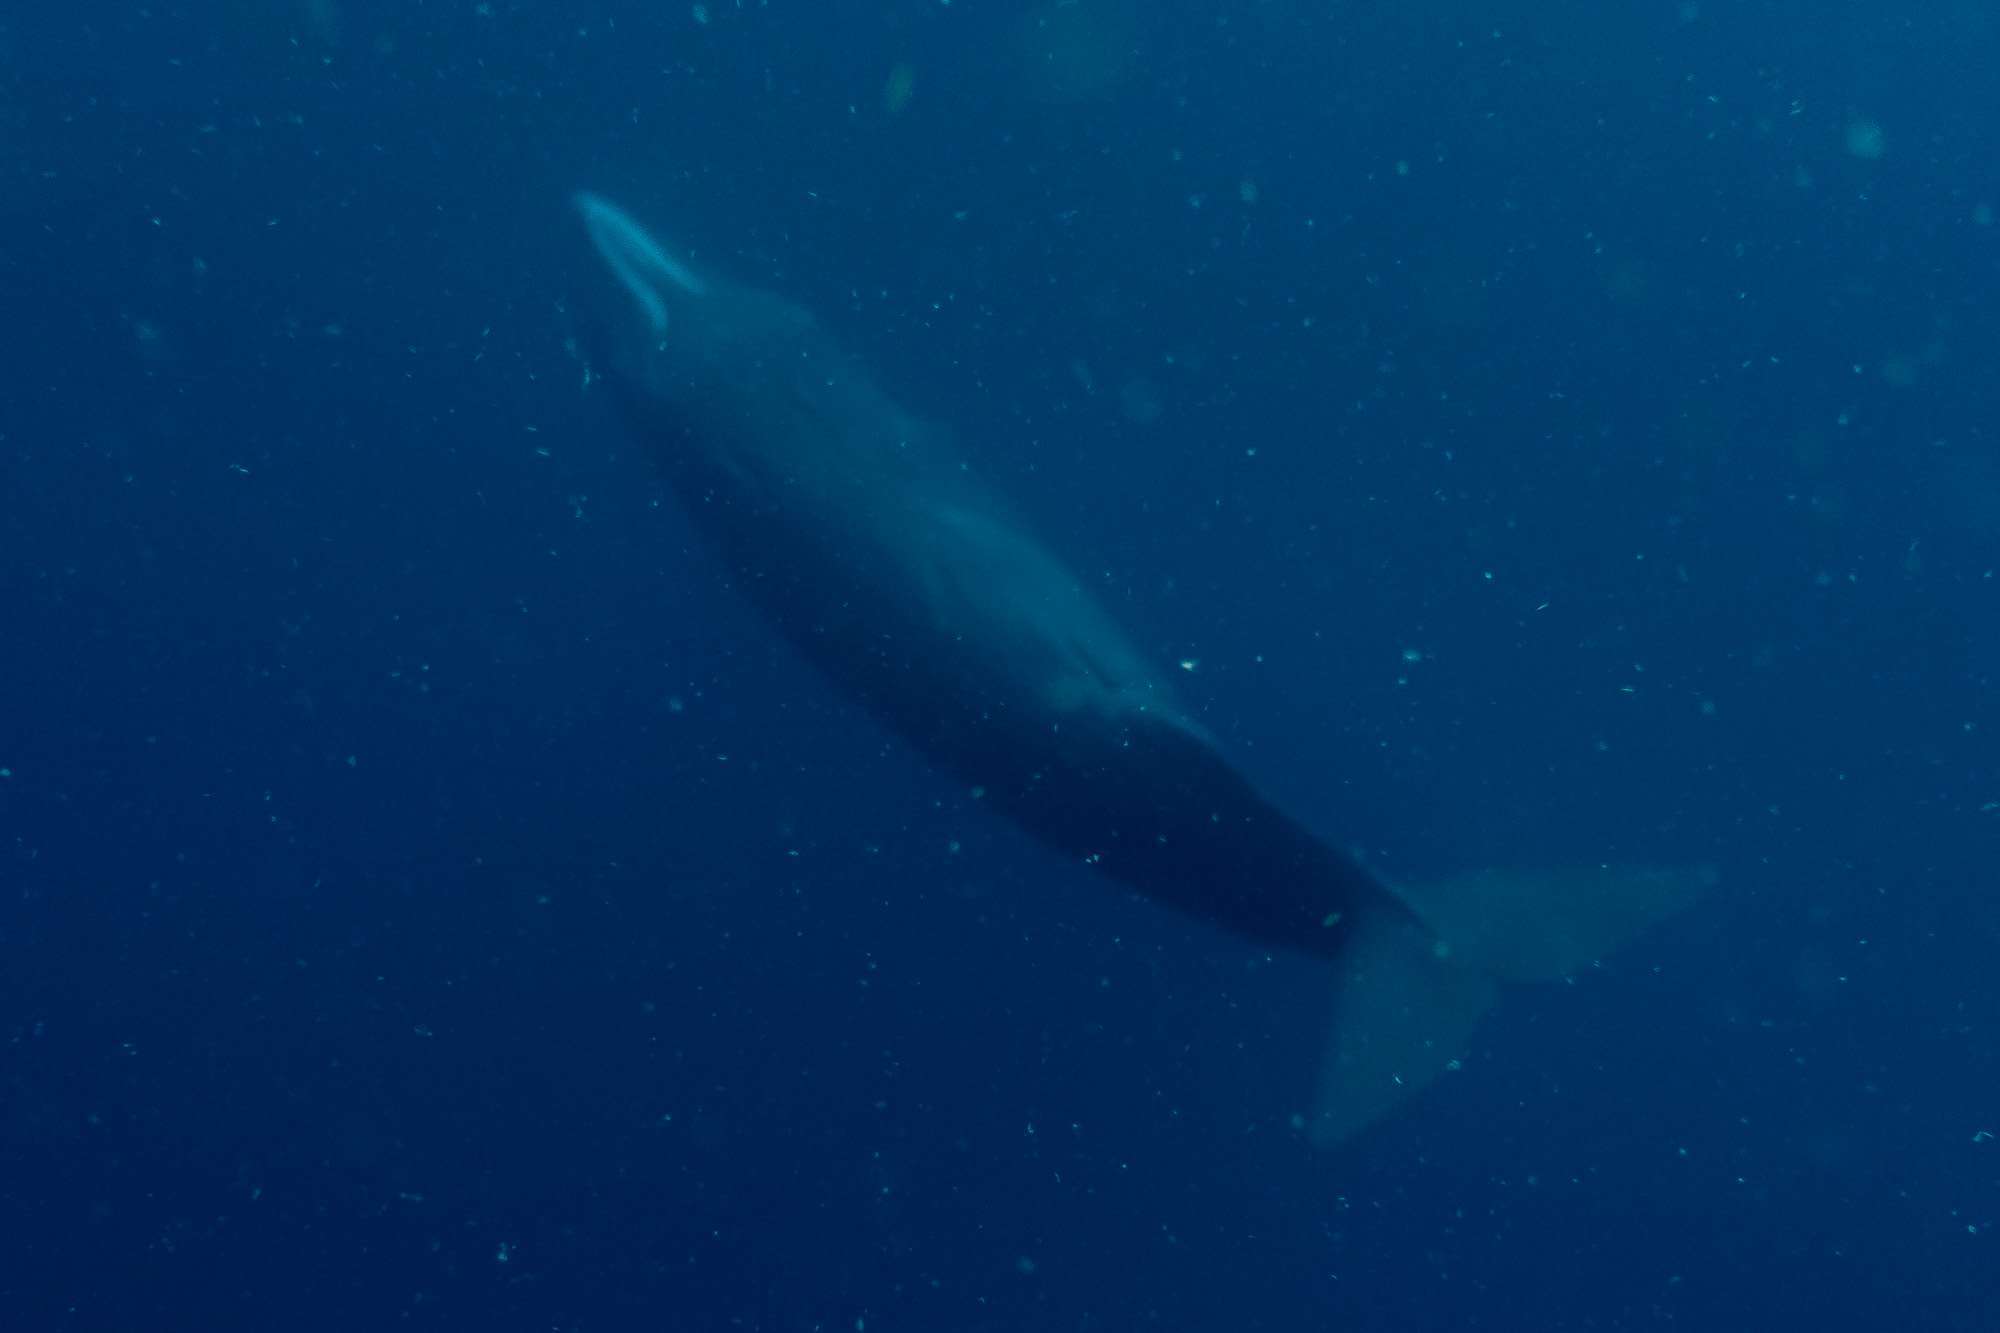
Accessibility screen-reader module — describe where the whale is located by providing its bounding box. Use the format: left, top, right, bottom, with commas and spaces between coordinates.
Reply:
571, 191, 1709, 1143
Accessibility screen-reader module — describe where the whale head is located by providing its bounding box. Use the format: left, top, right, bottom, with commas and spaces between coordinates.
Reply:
572, 191, 816, 407
574, 191, 710, 336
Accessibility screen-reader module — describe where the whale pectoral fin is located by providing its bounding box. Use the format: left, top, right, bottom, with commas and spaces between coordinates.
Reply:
1310, 863, 1715, 1147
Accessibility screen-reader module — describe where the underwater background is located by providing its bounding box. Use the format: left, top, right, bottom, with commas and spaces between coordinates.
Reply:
2, 1, 1995, 1328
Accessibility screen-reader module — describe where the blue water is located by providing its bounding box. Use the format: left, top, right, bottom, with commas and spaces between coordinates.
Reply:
3, 2, 1995, 1328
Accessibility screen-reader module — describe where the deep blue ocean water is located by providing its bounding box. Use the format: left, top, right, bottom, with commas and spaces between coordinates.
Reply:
3, 2, 1996, 1328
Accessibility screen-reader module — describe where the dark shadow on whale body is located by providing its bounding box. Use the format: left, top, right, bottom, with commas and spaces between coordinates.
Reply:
570, 191, 1710, 1144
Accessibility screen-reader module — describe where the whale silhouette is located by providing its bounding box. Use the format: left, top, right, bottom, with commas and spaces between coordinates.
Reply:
572, 191, 1708, 1143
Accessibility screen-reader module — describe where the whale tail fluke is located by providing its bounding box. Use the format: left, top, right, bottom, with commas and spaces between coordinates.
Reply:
1309, 863, 1716, 1147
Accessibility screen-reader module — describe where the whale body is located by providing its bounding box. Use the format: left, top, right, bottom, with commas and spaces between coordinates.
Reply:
573, 192, 1706, 1142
